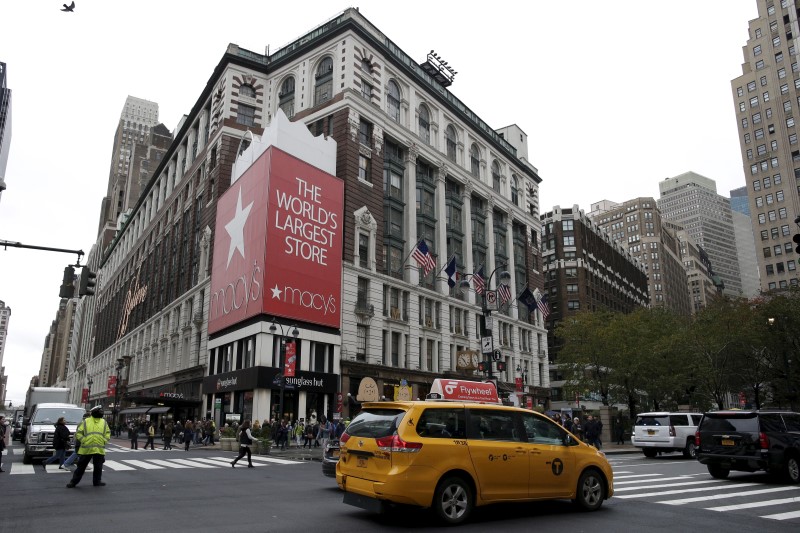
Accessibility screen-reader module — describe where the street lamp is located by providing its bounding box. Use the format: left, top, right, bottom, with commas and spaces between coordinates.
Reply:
113, 358, 125, 434
86, 376, 93, 410
269, 320, 299, 423
459, 265, 510, 378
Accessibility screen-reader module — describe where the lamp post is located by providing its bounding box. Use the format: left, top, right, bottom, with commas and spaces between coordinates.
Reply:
459, 265, 510, 378
113, 359, 124, 435
86, 376, 93, 410
269, 320, 299, 423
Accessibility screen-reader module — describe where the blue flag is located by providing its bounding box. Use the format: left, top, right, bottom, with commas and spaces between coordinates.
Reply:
444, 256, 457, 288
518, 287, 537, 313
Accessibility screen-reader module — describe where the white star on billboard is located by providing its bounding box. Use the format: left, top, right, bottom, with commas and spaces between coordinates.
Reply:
271, 285, 282, 299
224, 188, 254, 268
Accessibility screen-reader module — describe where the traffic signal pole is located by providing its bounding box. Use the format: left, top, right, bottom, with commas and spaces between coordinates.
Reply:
1, 240, 88, 298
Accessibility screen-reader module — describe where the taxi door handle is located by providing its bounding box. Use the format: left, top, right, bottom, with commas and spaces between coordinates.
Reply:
528, 448, 542, 455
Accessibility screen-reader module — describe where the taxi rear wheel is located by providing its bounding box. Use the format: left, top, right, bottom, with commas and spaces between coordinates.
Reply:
433, 476, 473, 525
574, 469, 605, 511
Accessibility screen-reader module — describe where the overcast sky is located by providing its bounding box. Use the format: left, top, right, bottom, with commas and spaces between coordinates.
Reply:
0, 0, 758, 405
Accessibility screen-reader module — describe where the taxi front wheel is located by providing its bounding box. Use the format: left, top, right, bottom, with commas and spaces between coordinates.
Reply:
433, 476, 473, 525
574, 469, 605, 511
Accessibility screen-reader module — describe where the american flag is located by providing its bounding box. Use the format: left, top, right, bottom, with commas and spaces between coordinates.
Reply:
537, 293, 550, 319
473, 266, 485, 294
497, 283, 512, 304
411, 239, 437, 276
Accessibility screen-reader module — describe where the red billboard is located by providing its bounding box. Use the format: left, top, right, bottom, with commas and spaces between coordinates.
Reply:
107, 375, 117, 397
209, 146, 344, 334
284, 341, 297, 377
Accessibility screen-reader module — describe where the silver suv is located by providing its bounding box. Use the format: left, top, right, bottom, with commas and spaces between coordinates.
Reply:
632, 412, 702, 458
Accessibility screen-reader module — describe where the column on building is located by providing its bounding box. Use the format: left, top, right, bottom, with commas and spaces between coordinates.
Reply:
403, 145, 420, 370
506, 216, 518, 321
462, 182, 475, 306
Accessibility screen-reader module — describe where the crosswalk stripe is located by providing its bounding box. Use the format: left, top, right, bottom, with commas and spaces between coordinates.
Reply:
184, 457, 232, 467
232, 456, 303, 465
9, 464, 35, 475
614, 473, 662, 480
615, 476, 696, 485
103, 460, 136, 471
148, 459, 192, 469
121, 460, 165, 469
166, 458, 219, 468
614, 480, 725, 492
665, 487, 800, 506
615, 482, 761, 499
761, 509, 800, 520
705, 495, 800, 511
43, 466, 69, 474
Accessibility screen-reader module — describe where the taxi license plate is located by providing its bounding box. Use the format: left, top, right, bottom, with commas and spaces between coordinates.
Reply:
357, 456, 368, 468
721, 439, 735, 446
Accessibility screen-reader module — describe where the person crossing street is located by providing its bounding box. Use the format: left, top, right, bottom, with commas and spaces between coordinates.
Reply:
66, 405, 111, 488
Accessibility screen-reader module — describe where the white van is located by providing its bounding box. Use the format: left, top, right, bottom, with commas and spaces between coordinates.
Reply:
632, 411, 702, 458
23, 403, 85, 464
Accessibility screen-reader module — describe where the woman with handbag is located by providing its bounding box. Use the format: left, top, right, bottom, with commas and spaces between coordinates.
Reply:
43, 417, 71, 470
230, 420, 254, 468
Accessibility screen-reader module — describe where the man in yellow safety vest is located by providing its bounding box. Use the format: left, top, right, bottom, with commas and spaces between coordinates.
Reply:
66, 405, 111, 488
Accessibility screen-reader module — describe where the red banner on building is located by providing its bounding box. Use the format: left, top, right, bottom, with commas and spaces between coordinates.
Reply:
515, 377, 523, 393
107, 375, 117, 397
526, 397, 533, 409
283, 341, 297, 377
81, 388, 89, 404
208, 146, 344, 334
335, 392, 343, 413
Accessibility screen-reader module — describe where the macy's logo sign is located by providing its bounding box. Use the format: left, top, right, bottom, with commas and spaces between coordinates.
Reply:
270, 284, 337, 316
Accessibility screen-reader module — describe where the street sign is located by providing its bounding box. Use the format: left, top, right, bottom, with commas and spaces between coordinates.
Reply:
481, 336, 493, 354
484, 313, 493, 331
485, 290, 498, 311
492, 349, 502, 361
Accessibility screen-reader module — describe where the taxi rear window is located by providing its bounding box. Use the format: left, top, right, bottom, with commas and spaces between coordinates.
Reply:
346, 408, 405, 438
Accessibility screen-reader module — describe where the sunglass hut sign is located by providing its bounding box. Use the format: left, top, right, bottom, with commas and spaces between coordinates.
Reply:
209, 147, 344, 334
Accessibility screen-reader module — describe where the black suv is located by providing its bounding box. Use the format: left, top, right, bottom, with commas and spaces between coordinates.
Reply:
695, 410, 800, 483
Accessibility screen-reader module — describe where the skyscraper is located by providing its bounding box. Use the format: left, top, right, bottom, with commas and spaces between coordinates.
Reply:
0, 61, 11, 199
732, 0, 799, 291
96, 96, 171, 247
0, 300, 10, 405
658, 172, 742, 297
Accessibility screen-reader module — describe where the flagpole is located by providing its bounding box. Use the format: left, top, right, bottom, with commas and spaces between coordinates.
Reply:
436, 254, 455, 277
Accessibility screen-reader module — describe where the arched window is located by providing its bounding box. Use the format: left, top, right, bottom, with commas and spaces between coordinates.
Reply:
511, 175, 519, 206
418, 104, 431, 145
491, 160, 502, 193
445, 125, 457, 162
387, 80, 401, 122
278, 76, 295, 119
314, 57, 334, 106
239, 84, 256, 98
470, 144, 481, 178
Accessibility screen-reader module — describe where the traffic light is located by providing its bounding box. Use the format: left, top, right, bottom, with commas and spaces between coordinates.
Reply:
59, 266, 75, 298
794, 233, 800, 254
477, 361, 488, 373
79, 267, 97, 297
496, 361, 506, 372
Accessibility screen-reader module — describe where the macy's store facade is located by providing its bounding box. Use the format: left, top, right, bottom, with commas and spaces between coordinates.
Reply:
204, 114, 344, 427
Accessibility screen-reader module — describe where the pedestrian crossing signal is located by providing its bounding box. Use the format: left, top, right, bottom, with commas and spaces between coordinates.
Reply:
477, 361, 488, 373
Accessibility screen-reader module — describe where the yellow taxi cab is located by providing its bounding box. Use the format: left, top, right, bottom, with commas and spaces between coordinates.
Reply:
336, 379, 613, 524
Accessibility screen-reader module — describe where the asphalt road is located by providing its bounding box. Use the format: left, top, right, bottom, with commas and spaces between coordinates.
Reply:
1, 443, 798, 532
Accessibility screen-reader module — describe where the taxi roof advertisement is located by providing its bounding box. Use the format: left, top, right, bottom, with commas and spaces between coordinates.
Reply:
434, 379, 499, 403
208, 146, 344, 334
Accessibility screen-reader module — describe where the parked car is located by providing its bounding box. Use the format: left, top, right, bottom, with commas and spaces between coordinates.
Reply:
322, 438, 340, 477
695, 410, 800, 483
11, 413, 24, 441
632, 411, 702, 458
337, 378, 613, 525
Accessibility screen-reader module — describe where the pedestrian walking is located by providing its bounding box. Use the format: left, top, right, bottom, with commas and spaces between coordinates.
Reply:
163, 421, 174, 450
128, 421, 138, 449
231, 420, 255, 468
63, 413, 90, 469
43, 417, 71, 470
66, 405, 111, 488
294, 419, 305, 447
183, 421, 194, 451
0, 415, 7, 472
572, 417, 583, 440
615, 417, 625, 445
144, 421, 155, 450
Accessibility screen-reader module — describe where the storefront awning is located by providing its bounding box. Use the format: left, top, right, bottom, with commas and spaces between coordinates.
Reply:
146, 407, 171, 414
119, 408, 150, 415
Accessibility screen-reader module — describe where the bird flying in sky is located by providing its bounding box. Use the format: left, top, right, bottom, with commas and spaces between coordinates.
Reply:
61, 2, 75, 12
